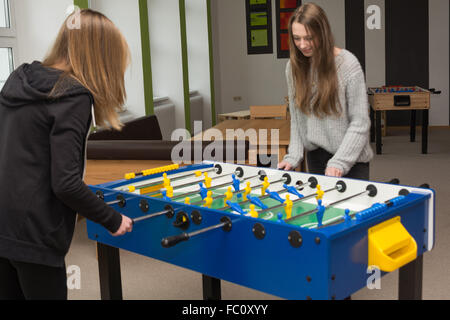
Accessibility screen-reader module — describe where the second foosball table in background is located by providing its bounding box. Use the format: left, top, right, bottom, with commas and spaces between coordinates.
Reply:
368, 86, 440, 155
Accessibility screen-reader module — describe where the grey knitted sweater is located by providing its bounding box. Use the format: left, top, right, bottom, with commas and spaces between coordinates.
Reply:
283, 49, 374, 175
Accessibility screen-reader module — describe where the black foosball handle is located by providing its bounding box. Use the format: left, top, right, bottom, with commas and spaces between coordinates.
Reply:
161, 233, 190, 248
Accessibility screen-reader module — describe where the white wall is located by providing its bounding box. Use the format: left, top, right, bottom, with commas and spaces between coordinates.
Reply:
212, 0, 288, 115
91, 0, 145, 119
15, 0, 73, 65
148, 0, 186, 131
429, 0, 449, 126
365, 0, 385, 88
186, 0, 212, 129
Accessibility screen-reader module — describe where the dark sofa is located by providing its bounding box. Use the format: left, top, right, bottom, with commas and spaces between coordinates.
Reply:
87, 115, 249, 162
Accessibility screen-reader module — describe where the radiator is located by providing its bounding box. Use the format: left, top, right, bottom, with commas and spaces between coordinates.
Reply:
189, 91, 204, 133
154, 98, 176, 141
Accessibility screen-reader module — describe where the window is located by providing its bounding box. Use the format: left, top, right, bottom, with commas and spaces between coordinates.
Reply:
0, 0, 10, 28
0, 0, 16, 91
0, 47, 13, 90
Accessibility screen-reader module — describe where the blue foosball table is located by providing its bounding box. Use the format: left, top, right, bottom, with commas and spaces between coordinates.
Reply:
87, 161, 435, 300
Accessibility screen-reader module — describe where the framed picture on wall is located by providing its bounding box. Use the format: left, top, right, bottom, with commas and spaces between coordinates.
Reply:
246, 0, 273, 55
276, 0, 301, 59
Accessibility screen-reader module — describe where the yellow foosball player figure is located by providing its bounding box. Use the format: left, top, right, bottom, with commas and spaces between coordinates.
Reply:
224, 187, 234, 204
203, 191, 213, 208
195, 170, 203, 178
243, 182, 252, 201
166, 185, 174, 198
261, 176, 270, 196
204, 172, 212, 188
284, 194, 293, 219
184, 197, 190, 205
163, 173, 171, 188
316, 184, 324, 204
249, 204, 259, 218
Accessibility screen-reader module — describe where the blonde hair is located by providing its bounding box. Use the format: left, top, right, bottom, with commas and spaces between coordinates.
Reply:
288, 3, 341, 118
43, 9, 130, 130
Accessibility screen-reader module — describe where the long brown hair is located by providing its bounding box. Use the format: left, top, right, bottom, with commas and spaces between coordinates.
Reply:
43, 9, 130, 130
288, 3, 341, 118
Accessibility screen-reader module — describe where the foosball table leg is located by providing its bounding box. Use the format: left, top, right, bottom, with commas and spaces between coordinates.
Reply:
370, 107, 375, 143
398, 255, 423, 300
410, 110, 417, 142
375, 110, 382, 154
202, 275, 221, 300
97, 242, 123, 300
422, 110, 429, 154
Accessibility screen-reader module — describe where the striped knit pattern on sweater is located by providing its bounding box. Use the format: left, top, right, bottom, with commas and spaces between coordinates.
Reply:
283, 49, 374, 175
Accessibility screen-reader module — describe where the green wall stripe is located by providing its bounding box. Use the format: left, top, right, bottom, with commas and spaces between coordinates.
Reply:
74, 0, 89, 9
138, 0, 155, 116
179, 0, 191, 132
206, 0, 216, 126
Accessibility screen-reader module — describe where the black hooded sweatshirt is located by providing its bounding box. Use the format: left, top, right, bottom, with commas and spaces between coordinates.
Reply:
0, 61, 122, 267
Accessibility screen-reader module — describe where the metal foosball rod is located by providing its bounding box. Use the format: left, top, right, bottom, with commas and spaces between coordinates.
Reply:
317, 181, 429, 229
132, 206, 175, 224
150, 171, 240, 195
121, 164, 224, 193
124, 163, 180, 180
126, 163, 219, 181
220, 176, 317, 211
104, 195, 134, 208
253, 181, 347, 217
193, 173, 294, 207
161, 217, 233, 248
284, 184, 378, 224
315, 194, 406, 229
144, 167, 261, 197
169, 171, 266, 201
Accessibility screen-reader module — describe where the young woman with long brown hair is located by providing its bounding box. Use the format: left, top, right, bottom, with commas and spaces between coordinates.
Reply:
278, 3, 373, 179
0, 9, 133, 299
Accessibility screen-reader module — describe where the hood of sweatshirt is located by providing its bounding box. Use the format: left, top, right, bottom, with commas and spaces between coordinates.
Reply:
0, 61, 92, 109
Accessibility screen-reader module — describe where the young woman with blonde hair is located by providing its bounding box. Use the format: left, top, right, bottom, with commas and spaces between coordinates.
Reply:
278, 3, 373, 179
0, 9, 133, 299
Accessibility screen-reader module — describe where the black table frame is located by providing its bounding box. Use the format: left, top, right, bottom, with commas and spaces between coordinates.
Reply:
96, 242, 424, 300
370, 108, 429, 155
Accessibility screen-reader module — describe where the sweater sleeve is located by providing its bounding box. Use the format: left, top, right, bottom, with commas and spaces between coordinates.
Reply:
327, 65, 372, 175
282, 61, 304, 168
47, 94, 123, 233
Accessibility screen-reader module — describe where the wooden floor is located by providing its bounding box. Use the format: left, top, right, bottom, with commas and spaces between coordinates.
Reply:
84, 160, 174, 185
